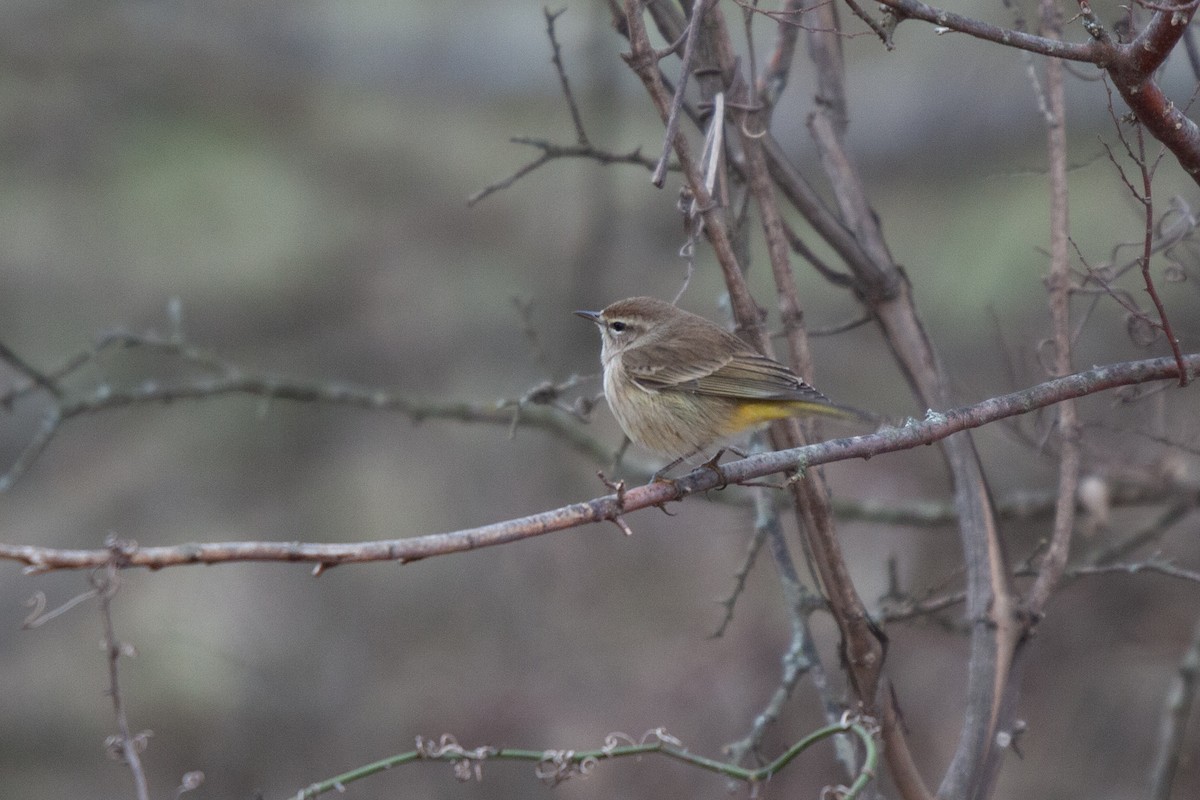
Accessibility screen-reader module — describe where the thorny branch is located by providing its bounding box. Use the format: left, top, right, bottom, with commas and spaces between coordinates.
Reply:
2, 352, 1195, 574
0, 327, 607, 491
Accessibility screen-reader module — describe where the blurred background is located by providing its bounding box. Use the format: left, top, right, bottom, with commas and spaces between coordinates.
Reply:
1, 1, 1198, 798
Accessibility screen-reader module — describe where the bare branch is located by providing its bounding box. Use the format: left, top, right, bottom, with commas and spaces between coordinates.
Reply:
95, 558, 151, 800
543, 7, 589, 146
21, 586, 99, 629
292, 720, 879, 799
0, 339, 61, 398
2, 353, 1195, 574
1026, 0, 1079, 615
467, 138, 661, 206
754, 0, 805, 112
0, 409, 62, 491
466, 8, 667, 206
1132, 126, 1189, 384
874, 0, 1104, 61
835, 477, 1196, 527
650, 0, 712, 187
1088, 500, 1197, 566
1066, 559, 1200, 584
724, 488, 857, 778
1149, 619, 1200, 800
0, 329, 613, 491
710, 505, 769, 639
871, 0, 1200, 184
1084, 0, 1200, 183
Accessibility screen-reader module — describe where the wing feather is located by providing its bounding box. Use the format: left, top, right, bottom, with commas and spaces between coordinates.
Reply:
624, 337, 832, 405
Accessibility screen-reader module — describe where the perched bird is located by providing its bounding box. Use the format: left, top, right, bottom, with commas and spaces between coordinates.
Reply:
576, 296, 863, 477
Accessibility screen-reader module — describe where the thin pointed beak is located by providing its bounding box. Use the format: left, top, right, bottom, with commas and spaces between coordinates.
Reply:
574, 309, 603, 325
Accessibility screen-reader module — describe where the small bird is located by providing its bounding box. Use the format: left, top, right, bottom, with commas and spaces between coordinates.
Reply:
576, 296, 863, 477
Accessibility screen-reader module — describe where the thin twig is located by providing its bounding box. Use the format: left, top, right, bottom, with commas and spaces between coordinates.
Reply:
710, 511, 768, 639
879, 589, 969, 624
467, 9, 666, 207
753, 0, 802, 112
872, 0, 1200, 183
543, 7, 589, 146
467, 139, 662, 206
0, 340, 61, 397
1065, 560, 1200, 584
1026, 0, 1078, 614
21, 587, 100, 629
1132, 125, 1189, 385
468, 149, 555, 206
780, 218, 854, 287
0, 408, 62, 491
1088, 500, 1196, 566
651, 0, 711, 187
1149, 619, 1200, 800
95, 558, 151, 800
724, 488, 859, 780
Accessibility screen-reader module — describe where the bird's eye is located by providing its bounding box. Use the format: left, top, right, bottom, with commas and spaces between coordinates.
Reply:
609, 321, 627, 333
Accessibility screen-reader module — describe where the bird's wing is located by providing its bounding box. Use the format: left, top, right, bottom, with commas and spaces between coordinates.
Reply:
688, 353, 833, 403
625, 342, 832, 404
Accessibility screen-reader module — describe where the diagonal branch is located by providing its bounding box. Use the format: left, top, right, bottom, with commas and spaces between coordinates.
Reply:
1148, 618, 1200, 800
2, 352, 1195, 574
0, 339, 62, 398
873, 0, 1200, 185
875, 0, 1104, 60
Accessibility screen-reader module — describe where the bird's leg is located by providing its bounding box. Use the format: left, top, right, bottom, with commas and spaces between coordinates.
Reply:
699, 449, 730, 490
650, 455, 686, 484
646, 456, 689, 515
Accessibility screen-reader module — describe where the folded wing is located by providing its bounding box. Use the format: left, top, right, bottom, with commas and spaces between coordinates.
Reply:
626, 341, 833, 404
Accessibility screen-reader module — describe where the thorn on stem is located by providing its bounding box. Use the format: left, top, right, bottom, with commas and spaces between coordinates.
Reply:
597, 471, 627, 508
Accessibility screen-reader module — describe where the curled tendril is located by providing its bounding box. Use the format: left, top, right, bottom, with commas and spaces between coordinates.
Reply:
601, 731, 638, 755
105, 730, 153, 763
600, 727, 683, 757
838, 710, 881, 737
644, 727, 683, 747
534, 749, 599, 785
414, 734, 496, 782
